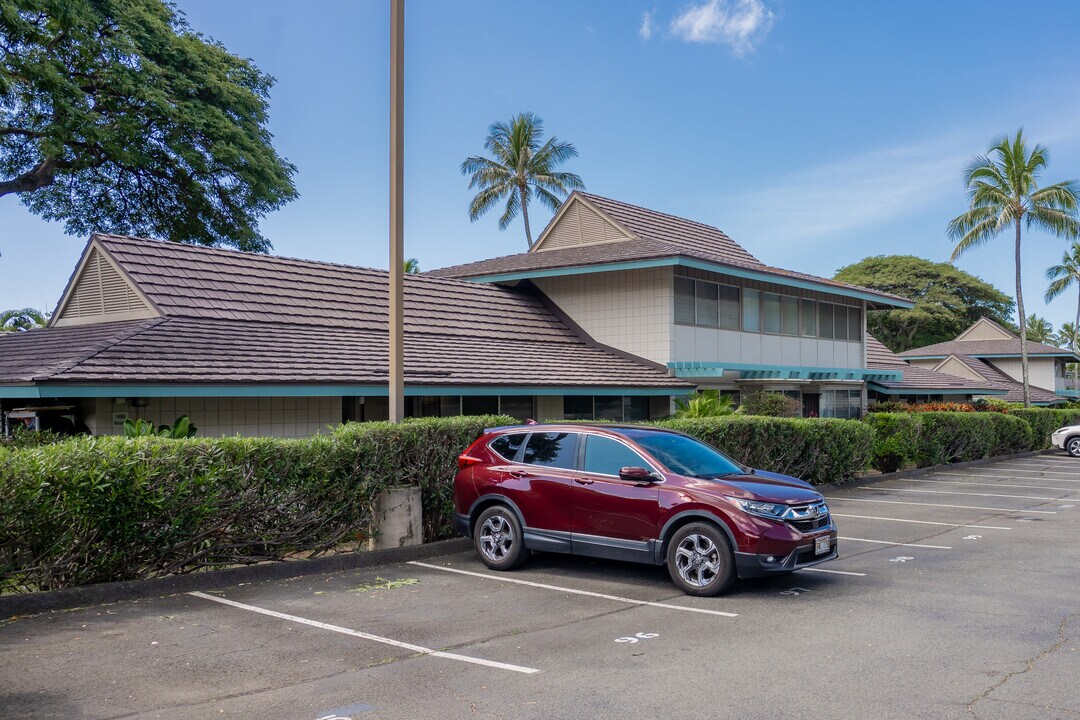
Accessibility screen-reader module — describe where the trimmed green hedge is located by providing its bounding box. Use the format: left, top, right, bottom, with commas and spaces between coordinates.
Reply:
864, 411, 1032, 471
655, 416, 873, 485
1010, 409, 1080, 450
0, 415, 512, 592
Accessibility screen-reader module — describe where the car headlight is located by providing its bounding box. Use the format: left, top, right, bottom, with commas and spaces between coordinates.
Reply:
733, 498, 788, 520
1054, 427, 1069, 435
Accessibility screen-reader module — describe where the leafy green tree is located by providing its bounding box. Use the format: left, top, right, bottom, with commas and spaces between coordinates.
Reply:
1024, 315, 1054, 344
833, 255, 1014, 352
1045, 242, 1080, 350
1057, 322, 1078, 351
674, 390, 736, 418
403, 258, 420, 274
0, 307, 47, 331
461, 112, 584, 249
947, 130, 1080, 406
0, 0, 297, 251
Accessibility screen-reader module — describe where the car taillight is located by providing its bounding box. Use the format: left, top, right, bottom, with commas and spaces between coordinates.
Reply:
457, 454, 483, 469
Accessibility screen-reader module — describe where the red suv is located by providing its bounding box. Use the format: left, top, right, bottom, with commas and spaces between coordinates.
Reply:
453, 424, 837, 596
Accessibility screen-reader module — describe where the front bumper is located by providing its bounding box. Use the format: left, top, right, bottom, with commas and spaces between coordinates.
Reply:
1052, 432, 1067, 450
734, 538, 839, 578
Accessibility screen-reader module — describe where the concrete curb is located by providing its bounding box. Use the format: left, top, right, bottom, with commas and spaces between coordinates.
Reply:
0, 537, 471, 617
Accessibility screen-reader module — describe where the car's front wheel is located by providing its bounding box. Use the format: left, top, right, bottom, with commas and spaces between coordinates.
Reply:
666, 522, 736, 597
1066, 437, 1080, 458
474, 506, 528, 571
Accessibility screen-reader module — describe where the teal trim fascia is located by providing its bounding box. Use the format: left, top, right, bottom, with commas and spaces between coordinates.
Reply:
1056, 389, 1080, 397
867, 383, 1007, 396
667, 362, 903, 382
461, 257, 914, 309
0, 384, 691, 399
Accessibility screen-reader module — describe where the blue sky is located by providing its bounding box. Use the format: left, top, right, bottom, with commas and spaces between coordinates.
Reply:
4, 0, 1080, 329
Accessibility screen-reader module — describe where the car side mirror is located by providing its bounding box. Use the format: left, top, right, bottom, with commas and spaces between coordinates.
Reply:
619, 466, 661, 483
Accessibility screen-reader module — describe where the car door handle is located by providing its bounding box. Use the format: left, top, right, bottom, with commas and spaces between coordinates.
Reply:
573, 477, 594, 485
509, 469, 532, 478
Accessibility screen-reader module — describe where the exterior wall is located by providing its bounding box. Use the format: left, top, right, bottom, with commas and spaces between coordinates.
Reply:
671, 267, 865, 369
87, 396, 342, 438
957, 319, 1012, 341
933, 356, 986, 381
908, 359, 939, 371
534, 267, 673, 365
986, 357, 1057, 390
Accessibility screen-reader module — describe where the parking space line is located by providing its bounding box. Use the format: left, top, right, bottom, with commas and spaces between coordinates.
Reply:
800, 567, 866, 577
831, 513, 1011, 530
873, 487, 1078, 502
407, 561, 738, 617
934, 472, 1080, 484
187, 591, 540, 674
902, 478, 1080, 492
838, 536, 952, 549
825, 497, 1057, 514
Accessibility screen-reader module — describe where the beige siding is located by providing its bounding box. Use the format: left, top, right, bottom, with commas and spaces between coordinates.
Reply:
534, 267, 673, 365
986, 357, 1056, 390
933, 356, 986, 381
534, 197, 631, 252
957, 318, 1013, 341
536, 395, 563, 421
89, 396, 342, 438
53, 246, 156, 327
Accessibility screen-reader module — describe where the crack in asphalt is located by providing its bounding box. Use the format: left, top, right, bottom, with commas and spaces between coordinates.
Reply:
967, 613, 1078, 719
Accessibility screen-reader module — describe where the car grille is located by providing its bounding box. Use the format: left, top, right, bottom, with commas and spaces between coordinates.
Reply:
796, 547, 832, 565
789, 515, 831, 533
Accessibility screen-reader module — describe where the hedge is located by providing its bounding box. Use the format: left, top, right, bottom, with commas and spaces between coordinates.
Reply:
655, 416, 873, 485
0, 415, 513, 592
1010, 409, 1080, 450
864, 411, 1033, 470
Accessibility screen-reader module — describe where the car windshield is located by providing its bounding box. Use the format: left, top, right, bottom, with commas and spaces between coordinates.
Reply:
622, 430, 745, 479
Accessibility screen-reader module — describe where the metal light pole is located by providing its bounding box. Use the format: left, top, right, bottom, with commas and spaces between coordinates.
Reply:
388, 0, 405, 422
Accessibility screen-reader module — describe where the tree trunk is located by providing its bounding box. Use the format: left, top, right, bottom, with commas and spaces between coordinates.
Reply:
1074, 283, 1079, 350
1016, 218, 1030, 407
519, 185, 533, 249
0, 158, 59, 197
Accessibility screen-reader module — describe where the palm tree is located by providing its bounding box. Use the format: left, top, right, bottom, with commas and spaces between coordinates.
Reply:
1, 308, 48, 332
403, 258, 420, 275
673, 390, 737, 418
1025, 315, 1054, 344
1045, 242, 1080, 350
461, 112, 584, 249
1058, 322, 1078, 351
948, 129, 1080, 406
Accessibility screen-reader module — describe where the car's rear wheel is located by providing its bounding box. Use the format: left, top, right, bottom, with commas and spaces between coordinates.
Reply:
1067, 437, 1080, 458
666, 522, 735, 597
474, 506, 528, 571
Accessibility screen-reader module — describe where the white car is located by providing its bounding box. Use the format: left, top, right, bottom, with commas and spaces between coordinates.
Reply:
1051, 425, 1080, 457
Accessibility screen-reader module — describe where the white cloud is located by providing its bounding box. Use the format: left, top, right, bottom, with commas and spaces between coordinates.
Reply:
639, 10, 654, 40
670, 0, 774, 55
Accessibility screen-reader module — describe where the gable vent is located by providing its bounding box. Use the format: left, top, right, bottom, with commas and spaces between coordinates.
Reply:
535, 197, 632, 252
53, 246, 155, 326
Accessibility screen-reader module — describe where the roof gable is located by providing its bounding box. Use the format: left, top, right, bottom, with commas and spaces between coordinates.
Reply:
532, 194, 634, 252
51, 240, 158, 328
956, 317, 1015, 342
932, 355, 989, 382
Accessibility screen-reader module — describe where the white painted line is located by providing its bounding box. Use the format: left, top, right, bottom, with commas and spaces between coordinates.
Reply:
934, 472, 1080, 484
825, 497, 1057, 514
872, 487, 1077, 502
187, 591, 539, 674
902, 478, 1080, 492
838, 536, 952, 549
800, 567, 866, 577
408, 561, 738, 617
831, 513, 1012, 530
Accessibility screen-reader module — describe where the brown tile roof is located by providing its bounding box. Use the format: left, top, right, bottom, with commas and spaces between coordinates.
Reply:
898, 336, 1078, 360
951, 356, 1063, 404
427, 192, 913, 308
865, 334, 1006, 394
0, 235, 689, 391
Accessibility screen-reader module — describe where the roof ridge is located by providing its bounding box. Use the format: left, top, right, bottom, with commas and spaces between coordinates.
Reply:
578, 192, 737, 237
32, 318, 166, 381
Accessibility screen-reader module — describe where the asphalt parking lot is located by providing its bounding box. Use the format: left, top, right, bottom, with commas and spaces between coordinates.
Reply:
2, 454, 1078, 720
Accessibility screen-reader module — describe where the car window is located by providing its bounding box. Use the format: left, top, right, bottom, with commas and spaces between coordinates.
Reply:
489, 433, 527, 462
522, 432, 579, 469
622, 430, 743, 479
583, 435, 651, 476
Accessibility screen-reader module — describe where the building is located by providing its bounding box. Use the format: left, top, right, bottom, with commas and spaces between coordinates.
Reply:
896, 318, 1080, 405
1, 191, 917, 437
864, 334, 1007, 404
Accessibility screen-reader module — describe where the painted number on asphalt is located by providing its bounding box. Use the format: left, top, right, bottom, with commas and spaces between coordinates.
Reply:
962, 535, 982, 540
781, 588, 810, 596
615, 632, 659, 644
889, 556, 914, 563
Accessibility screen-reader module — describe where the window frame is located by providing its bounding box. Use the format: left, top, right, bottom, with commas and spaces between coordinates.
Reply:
580, 433, 659, 478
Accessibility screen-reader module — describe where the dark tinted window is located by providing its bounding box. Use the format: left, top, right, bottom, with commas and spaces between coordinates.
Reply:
522, 432, 579, 469
623, 430, 742, 479
463, 396, 499, 415
500, 396, 534, 421
595, 396, 622, 421
563, 396, 593, 420
489, 433, 527, 462
583, 435, 649, 476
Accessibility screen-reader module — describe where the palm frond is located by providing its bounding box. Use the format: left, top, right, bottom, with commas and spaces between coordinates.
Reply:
948, 213, 1001, 261
532, 185, 564, 213
468, 185, 509, 222
1045, 274, 1075, 303
498, 187, 522, 230
1031, 180, 1080, 210
1027, 206, 1080, 239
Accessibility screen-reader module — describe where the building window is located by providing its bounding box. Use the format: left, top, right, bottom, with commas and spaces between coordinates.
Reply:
821, 389, 861, 419
675, 277, 696, 324
718, 285, 740, 330
763, 293, 782, 334
462, 396, 499, 415
818, 302, 834, 339
595, 396, 623, 421
847, 306, 861, 340
781, 296, 800, 336
562, 396, 656, 422
742, 289, 760, 332
800, 299, 816, 337
563, 396, 593, 420
695, 281, 719, 327
499, 396, 534, 421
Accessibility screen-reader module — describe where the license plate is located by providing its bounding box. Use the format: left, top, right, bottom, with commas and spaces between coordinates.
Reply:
815, 536, 831, 556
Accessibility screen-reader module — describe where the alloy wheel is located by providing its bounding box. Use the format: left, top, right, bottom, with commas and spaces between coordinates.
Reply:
478, 515, 515, 562
674, 533, 721, 588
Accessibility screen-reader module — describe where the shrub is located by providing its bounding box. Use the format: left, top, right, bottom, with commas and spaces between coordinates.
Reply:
655, 416, 872, 485
1011, 408, 1080, 449
739, 391, 802, 418
673, 390, 736, 418
863, 413, 922, 473
0, 414, 512, 592
1, 427, 65, 450
910, 412, 1031, 467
